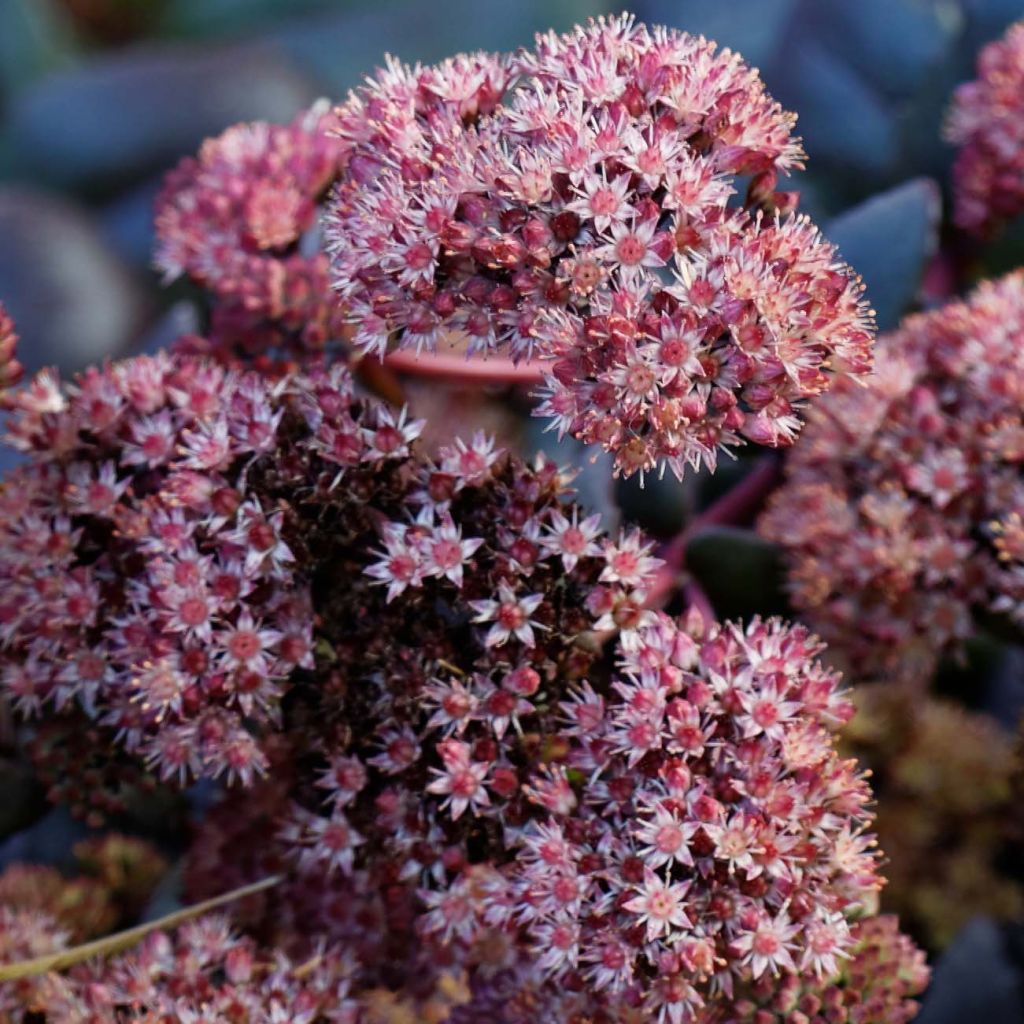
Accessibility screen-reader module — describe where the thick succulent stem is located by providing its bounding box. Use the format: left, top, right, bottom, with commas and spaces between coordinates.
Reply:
380, 349, 551, 385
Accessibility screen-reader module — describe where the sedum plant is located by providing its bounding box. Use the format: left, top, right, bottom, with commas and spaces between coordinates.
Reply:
156, 16, 873, 481
946, 20, 1024, 238
12, 5, 1024, 1021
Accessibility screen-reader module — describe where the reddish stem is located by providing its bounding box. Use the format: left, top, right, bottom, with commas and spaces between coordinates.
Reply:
646, 456, 782, 610
380, 349, 552, 385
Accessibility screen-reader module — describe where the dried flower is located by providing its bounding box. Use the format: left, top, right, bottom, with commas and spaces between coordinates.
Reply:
946, 20, 1024, 237
844, 688, 1021, 949
327, 15, 873, 480
761, 271, 1024, 680
0, 835, 165, 943
0, 866, 115, 943
72, 834, 169, 920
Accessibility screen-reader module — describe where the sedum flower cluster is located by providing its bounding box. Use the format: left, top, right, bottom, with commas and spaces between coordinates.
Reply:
424, 612, 885, 1023
156, 15, 874, 479
0, 835, 166, 944
0, 345, 660, 793
946, 20, 1024, 238
721, 915, 928, 1024
183, 610, 891, 1023
328, 15, 874, 480
761, 271, 1024, 681
0, 328, 926, 1020
404, 912, 927, 1024
0, 911, 400, 1023
1, 354, 323, 790
0, 905, 926, 1024
155, 102, 349, 366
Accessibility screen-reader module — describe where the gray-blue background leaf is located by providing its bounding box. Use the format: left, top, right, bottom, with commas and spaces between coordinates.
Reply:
634, 0, 799, 67
826, 178, 941, 331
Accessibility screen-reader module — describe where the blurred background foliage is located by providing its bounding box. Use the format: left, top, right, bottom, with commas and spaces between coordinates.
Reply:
1, 1, 1023, 1021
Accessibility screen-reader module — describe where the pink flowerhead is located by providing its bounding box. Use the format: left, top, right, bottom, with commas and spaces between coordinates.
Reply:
327, 15, 874, 480
402, 612, 880, 1021
946, 20, 1024, 237
154, 103, 349, 365
0, 347, 661, 818
762, 270, 1024, 680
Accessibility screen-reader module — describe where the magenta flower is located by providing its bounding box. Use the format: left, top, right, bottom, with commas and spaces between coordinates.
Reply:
470, 581, 547, 647
623, 867, 693, 942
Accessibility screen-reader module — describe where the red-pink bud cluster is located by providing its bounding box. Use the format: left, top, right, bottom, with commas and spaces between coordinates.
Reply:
155, 103, 348, 365
0, 302, 23, 397
327, 15, 874, 479
762, 271, 1024, 680
722, 915, 928, 1024
946, 20, 1024, 237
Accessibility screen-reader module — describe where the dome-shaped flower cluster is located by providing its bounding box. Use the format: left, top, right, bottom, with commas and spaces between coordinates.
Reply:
327, 15, 874, 480
452, 613, 882, 1023
181, 609, 897, 1024
154, 103, 348, 366
761, 271, 1024, 680
946, 20, 1024, 237
0, 338, 659, 799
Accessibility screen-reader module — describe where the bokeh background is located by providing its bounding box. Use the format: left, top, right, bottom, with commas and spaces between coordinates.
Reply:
1, 1, 1023, 1020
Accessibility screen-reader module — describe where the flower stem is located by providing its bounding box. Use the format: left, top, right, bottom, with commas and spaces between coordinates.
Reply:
380, 349, 551, 385
0, 874, 284, 981
646, 456, 781, 609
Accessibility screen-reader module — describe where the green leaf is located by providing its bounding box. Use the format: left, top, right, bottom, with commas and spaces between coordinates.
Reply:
684, 526, 791, 621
